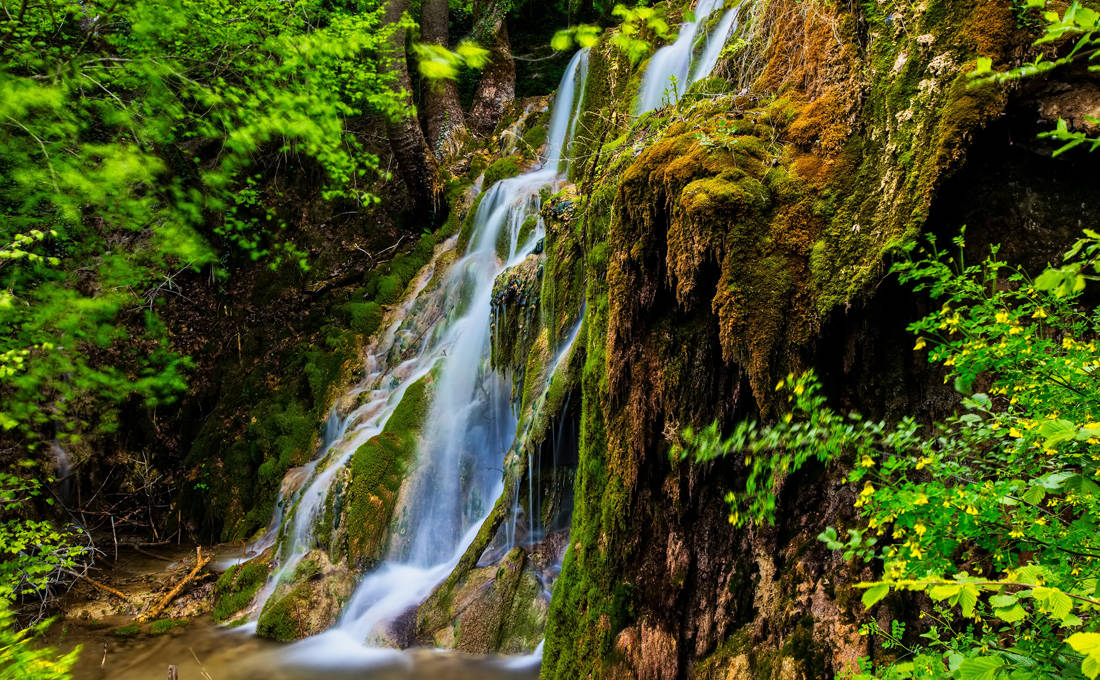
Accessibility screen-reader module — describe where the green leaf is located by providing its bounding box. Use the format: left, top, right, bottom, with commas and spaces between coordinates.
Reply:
1083, 656, 1100, 680
958, 584, 980, 617
989, 594, 1018, 608
992, 603, 1027, 623
930, 584, 960, 602
861, 583, 890, 609
1033, 586, 1073, 621
1067, 632, 1100, 656
455, 40, 490, 69
957, 656, 1005, 680
1038, 419, 1077, 446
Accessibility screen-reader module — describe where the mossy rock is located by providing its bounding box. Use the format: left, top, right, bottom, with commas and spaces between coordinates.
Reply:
521, 125, 548, 158
148, 618, 188, 635
213, 558, 271, 622
340, 373, 432, 567
483, 156, 524, 187
255, 550, 355, 642
418, 547, 545, 655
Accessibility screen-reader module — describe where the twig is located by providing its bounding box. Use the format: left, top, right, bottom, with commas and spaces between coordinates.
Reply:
65, 569, 128, 601
137, 547, 211, 622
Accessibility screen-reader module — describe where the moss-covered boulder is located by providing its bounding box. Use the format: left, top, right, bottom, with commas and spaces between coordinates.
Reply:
483, 155, 524, 187
416, 546, 547, 655
212, 555, 272, 623
338, 372, 432, 568
255, 550, 355, 641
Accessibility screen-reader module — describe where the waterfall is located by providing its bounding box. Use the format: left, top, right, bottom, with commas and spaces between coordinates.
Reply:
244, 49, 591, 663
635, 0, 741, 114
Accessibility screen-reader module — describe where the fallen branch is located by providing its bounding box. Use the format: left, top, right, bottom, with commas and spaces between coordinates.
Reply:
137, 547, 211, 622
64, 569, 129, 602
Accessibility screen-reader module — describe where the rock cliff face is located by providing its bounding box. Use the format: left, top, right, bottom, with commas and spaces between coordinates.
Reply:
532, 1, 1100, 678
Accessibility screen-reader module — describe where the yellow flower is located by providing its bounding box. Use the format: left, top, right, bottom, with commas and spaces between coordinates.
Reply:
914, 493, 929, 505
860, 482, 875, 498
913, 522, 927, 536
965, 505, 978, 515
1032, 307, 1047, 319
1009, 427, 1023, 438
915, 456, 933, 470
914, 337, 927, 350
860, 454, 874, 468
995, 310, 1009, 323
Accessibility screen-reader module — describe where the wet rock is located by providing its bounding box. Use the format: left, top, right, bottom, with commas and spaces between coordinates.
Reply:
255, 550, 355, 642
416, 546, 548, 655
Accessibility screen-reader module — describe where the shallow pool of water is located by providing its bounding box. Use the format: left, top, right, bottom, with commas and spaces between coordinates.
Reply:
56, 615, 539, 680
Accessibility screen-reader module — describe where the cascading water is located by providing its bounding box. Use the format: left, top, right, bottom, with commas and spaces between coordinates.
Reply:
635, 0, 741, 113
241, 49, 591, 666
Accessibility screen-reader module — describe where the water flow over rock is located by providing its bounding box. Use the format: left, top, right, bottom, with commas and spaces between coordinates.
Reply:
635, 0, 741, 114
240, 49, 591, 663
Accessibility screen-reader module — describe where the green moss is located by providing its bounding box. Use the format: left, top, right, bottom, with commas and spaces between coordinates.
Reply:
521, 125, 548, 157
148, 618, 188, 635
113, 623, 140, 637
342, 373, 431, 566
185, 211, 450, 541
498, 568, 546, 654
458, 190, 487, 255
342, 301, 383, 337
517, 214, 538, 247
255, 583, 310, 642
213, 560, 269, 622
483, 156, 523, 187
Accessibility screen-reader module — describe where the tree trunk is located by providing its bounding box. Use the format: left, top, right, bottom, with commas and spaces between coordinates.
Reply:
383, 0, 443, 226
421, 0, 466, 157
468, 2, 515, 136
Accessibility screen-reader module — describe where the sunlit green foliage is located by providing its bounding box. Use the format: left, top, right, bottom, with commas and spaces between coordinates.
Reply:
682, 231, 1100, 679
0, 0, 405, 447
972, 1, 1099, 155
0, 605, 78, 680
0, 473, 86, 679
550, 3, 679, 63
413, 39, 491, 81
0, 474, 87, 604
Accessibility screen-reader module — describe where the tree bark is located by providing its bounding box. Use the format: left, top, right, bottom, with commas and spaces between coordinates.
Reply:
468, 1, 515, 136
383, 0, 443, 226
421, 0, 466, 156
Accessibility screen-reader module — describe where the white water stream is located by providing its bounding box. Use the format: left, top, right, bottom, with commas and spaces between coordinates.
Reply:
635, 0, 741, 113
237, 50, 591, 667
